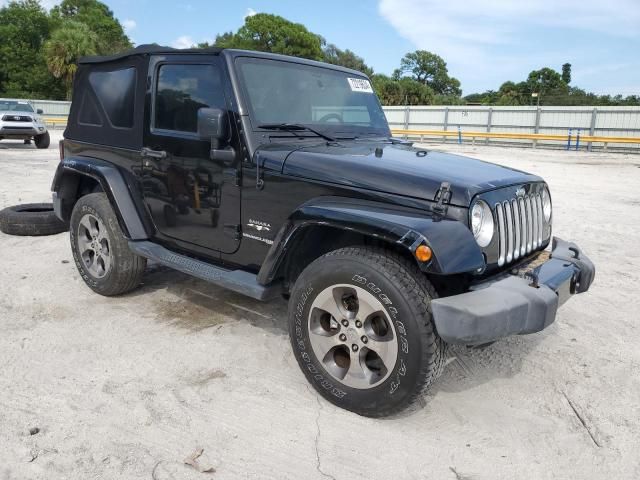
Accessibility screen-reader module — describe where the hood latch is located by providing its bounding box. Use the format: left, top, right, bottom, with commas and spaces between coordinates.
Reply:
432, 182, 452, 220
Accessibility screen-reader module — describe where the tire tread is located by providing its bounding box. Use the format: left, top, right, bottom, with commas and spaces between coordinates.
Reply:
293, 246, 446, 417
70, 193, 146, 296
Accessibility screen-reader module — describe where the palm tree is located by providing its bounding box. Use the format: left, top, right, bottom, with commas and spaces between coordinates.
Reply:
44, 21, 97, 100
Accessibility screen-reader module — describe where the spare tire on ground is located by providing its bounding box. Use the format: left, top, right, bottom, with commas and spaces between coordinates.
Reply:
0, 203, 68, 236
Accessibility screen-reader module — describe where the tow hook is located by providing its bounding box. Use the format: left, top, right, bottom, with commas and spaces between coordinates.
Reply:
523, 270, 540, 288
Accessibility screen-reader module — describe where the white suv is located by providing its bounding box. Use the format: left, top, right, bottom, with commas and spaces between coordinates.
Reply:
0, 100, 50, 149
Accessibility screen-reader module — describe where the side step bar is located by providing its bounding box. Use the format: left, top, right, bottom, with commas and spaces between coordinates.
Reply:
128, 241, 282, 301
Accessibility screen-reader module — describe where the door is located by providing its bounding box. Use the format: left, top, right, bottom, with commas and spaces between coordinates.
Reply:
141, 56, 241, 254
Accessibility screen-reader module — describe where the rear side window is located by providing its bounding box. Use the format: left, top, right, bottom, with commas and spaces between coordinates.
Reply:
154, 64, 225, 134
78, 92, 102, 126
88, 68, 136, 128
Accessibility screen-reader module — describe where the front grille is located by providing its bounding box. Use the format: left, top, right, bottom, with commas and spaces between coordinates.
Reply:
495, 193, 544, 266
2, 114, 32, 122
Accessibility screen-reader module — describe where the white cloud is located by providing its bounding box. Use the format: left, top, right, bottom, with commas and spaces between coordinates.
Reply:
172, 35, 195, 49
378, 0, 640, 92
380, 0, 640, 45
122, 19, 136, 33
245, 7, 257, 19
40, 0, 60, 8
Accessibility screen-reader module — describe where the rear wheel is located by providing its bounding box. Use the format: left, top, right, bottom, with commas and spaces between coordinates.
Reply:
288, 247, 445, 417
70, 193, 146, 296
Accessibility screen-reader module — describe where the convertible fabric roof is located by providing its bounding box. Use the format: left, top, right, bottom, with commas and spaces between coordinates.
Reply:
78, 44, 224, 64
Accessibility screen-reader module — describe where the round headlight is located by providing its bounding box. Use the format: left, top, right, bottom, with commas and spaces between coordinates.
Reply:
541, 187, 552, 222
471, 200, 494, 247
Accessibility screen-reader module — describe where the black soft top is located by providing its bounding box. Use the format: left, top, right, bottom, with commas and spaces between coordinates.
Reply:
78, 44, 224, 64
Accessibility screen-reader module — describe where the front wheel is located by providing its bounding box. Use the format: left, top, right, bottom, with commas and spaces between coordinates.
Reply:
288, 247, 445, 417
70, 193, 146, 296
34, 131, 50, 149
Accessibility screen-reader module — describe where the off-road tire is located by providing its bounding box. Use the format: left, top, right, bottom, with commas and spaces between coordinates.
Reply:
70, 193, 146, 296
0, 203, 67, 236
34, 131, 50, 149
288, 246, 445, 417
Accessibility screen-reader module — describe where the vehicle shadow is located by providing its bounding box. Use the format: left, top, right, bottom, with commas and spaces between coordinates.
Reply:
0, 141, 39, 150
128, 262, 544, 397
126, 262, 289, 335
431, 332, 547, 395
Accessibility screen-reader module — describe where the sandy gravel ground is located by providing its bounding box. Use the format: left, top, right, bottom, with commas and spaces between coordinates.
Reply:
1, 131, 639, 480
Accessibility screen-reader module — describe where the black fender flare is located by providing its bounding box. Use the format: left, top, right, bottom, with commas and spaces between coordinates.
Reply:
257, 196, 485, 285
51, 156, 149, 240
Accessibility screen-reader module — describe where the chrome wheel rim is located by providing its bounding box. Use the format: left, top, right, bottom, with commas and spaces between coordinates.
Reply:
308, 284, 398, 389
77, 213, 111, 279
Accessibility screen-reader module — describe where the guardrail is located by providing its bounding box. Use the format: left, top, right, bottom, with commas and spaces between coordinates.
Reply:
34, 118, 640, 150
43, 117, 68, 128
392, 129, 640, 151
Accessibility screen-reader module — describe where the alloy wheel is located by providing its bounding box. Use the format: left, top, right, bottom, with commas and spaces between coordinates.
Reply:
308, 284, 398, 389
77, 213, 112, 279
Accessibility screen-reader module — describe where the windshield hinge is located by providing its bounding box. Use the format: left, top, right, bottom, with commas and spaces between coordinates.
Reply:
224, 223, 242, 240
432, 182, 452, 220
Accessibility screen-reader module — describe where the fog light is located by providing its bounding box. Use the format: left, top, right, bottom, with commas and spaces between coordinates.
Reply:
415, 245, 432, 262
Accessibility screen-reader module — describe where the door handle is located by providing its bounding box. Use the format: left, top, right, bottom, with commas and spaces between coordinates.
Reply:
141, 147, 167, 159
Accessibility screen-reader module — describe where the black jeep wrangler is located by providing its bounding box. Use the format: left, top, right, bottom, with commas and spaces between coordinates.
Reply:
52, 45, 595, 417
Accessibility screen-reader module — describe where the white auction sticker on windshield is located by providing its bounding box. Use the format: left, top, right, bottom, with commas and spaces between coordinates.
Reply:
347, 78, 373, 93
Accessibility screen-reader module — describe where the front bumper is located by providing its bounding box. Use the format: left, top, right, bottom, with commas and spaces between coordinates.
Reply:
431, 237, 595, 345
0, 125, 41, 137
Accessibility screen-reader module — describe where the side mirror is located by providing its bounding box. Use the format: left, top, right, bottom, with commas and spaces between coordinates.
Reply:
197, 107, 235, 165
36, 109, 44, 114
197, 107, 228, 146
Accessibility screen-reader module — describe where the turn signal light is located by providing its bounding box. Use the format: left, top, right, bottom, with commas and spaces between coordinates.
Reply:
415, 245, 432, 262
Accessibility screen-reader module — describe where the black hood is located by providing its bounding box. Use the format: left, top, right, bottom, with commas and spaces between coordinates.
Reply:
279, 142, 542, 206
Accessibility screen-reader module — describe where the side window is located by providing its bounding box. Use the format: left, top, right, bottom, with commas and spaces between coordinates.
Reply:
88, 68, 136, 128
78, 91, 103, 126
154, 64, 225, 134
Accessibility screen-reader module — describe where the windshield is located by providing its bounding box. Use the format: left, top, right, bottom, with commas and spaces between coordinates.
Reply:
236, 57, 390, 137
0, 100, 34, 113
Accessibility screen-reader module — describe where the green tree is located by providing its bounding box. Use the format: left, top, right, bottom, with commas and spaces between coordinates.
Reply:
44, 21, 97, 99
527, 68, 568, 95
322, 44, 373, 76
398, 77, 435, 105
50, 0, 131, 55
214, 13, 324, 60
371, 74, 434, 106
562, 63, 571, 84
371, 74, 403, 105
0, 0, 65, 99
397, 50, 462, 96
497, 81, 529, 105
464, 63, 639, 107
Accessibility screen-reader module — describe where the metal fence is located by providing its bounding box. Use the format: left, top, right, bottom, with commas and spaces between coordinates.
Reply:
1, 98, 71, 116
383, 105, 640, 151
4, 99, 640, 150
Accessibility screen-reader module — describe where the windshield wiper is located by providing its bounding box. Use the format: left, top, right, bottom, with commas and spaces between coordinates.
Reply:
257, 123, 336, 142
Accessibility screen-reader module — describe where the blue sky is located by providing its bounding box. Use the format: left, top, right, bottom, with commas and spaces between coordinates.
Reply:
13, 0, 640, 95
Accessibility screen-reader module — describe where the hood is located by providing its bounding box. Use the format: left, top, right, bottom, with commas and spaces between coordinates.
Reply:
280, 142, 542, 206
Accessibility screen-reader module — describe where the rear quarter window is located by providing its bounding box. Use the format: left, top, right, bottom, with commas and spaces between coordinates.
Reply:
88, 68, 136, 128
